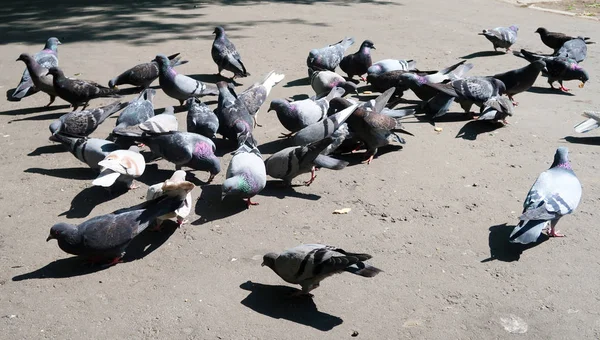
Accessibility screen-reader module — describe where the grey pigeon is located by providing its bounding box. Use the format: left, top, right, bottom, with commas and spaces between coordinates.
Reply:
262, 244, 382, 296
517, 49, 589, 92
509, 147, 582, 244
269, 87, 345, 137
222, 141, 266, 207
211, 26, 249, 79
215, 81, 255, 145
154, 54, 218, 106
310, 70, 358, 97
493, 60, 545, 105
47, 182, 194, 265
394, 60, 472, 101
424, 76, 506, 118
574, 111, 600, 133
367, 59, 417, 76
50, 133, 120, 170
108, 53, 188, 89
10, 37, 60, 101
187, 97, 219, 138
555, 37, 588, 63
535, 27, 592, 52
49, 100, 127, 138
146, 170, 193, 227
264, 137, 348, 186
92, 146, 146, 189
235, 70, 285, 127
478, 25, 518, 52
477, 95, 514, 124
114, 89, 156, 131
339, 40, 375, 81
291, 102, 359, 147
16, 53, 57, 106
307, 37, 355, 75
48, 67, 120, 110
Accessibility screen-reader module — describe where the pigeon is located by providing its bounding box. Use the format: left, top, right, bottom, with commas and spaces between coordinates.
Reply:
477, 95, 514, 124
424, 76, 506, 118
478, 25, 518, 52
154, 54, 218, 106
49, 101, 127, 139
211, 26, 250, 79
555, 37, 588, 63
146, 170, 192, 227
235, 70, 285, 127
535, 27, 592, 52
47, 182, 194, 265
187, 98, 219, 138
332, 89, 414, 164
306, 37, 355, 75
50, 133, 120, 170
262, 244, 382, 296
215, 81, 255, 145
291, 102, 359, 147
310, 70, 358, 97
493, 60, 545, 105
339, 40, 375, 81
15, 53, 57, 106
574, 111, 600, 133
108, 52, 188, 89
10, 37, 60, 101
509, 147, 582, 244
140, 106, 178, 133
114, 89, 156, 131
396, 60, 472, 101
367, 59, 418, 76
47, 67, 120, 110
264, 137, 349, 186
517, 49, 589, 92
269, 87, 345, 138
92, 146, 146, 189
222, 141, 267, 208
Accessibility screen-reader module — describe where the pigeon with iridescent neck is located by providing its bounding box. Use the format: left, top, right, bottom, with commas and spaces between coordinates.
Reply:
222, 140, 266, 208
10, 37, 60, 101
515, 49, 589, 92
211, 26, 250, 79
108, 53, 188, 89
215, 81, 255, 146
307, 37, 355, 75
340, 40, 375, 81
509, 147, 582, 244
187, 98, 219, 138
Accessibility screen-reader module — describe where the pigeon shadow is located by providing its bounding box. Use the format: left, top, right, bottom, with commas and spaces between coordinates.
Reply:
283, 77, 310, 88
258, 137, 292, 155
239, 281, 343, 332
28, 144, 66, 156
259, 180, 321, 201
12, 222, 178, 281
192, 184, 247, 225
59, 185, 128, 218
455, 120, 505, 140
336, 146, 403, 166
135, 163, 181, 186
481, 223, 549, 263
188, 73, 234, 85
24, 167, 98, 180
213, 138, 240, 157
527, 86, 575, 96
460, 51, 507, 59
415, 112, 473, 125
0, 104, 70, 116
9, 111, 68, 123
290, 94, 310, 101
563, 135, 600, 146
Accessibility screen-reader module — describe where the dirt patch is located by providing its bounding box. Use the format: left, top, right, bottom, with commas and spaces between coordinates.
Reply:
537, 0, 600, 17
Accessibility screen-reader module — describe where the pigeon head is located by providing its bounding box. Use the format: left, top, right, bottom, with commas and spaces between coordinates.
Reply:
577, 69, 589, 87
535, 27, 547, 35
47, 222, 78, 242
108, 78, 119, 88
16, 53, 32, 63
367, 64, 382, 74
221, 176, 250, 200
261, 252, 278, 268
531, 60, 546, 70
49, 120, 62, 135
340, 81, 359, 95
268, 99, 288, 113
153, 54, 171, 68
399, 72, 424, 85
360, 40, 376, 51
213, 26, 225, 37
509, 25, 519, 32
47, 67, 64, 78
492, 78, 506, 95
551, 147, 571, 169
45, 37, 61, 51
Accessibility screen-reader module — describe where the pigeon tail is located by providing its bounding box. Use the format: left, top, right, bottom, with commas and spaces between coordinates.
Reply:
438, 60, 467, 76
509, 219, 548, 244
448, 63, 474, 80
574, 111, 600, 133
261, 71, 285, 95
92, 169, 121, 187
314, 154, 348, 170
424, 93, 454, 118
344, 262, 382, 277
341, 37, 355, 50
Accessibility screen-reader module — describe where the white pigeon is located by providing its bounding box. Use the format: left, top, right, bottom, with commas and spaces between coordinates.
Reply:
92, 146, 146, 189
146, 170, 192, 227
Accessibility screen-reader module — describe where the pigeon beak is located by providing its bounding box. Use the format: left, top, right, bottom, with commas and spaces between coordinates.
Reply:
46, 234, 54, 242
579, 82, 585, 88
57, 41, 62, 45
371, 46, 376, 50
221, 192, 227, 201
261, 261, 265, 267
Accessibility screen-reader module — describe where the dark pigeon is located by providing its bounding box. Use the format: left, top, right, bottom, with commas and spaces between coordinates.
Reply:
478, 25, 518, 52
477, 95, 515, 124
262, 244, 382, 296
10, 37, 60, 101
493, 60, 545, 105
516, 49, 589, 92
555, 37, 588, 63
307, 37, 355, 76
211, 26, 250, 79
50, 133, 121, 170
49, 101, 127, 138
339, 40, 375, 81
367, 70, 411, 97
392, 60, 472, 100
108, 53, 188, 89
16, 53, 57, 106
535, 27, 592, 52
47, 183, 194, 265
214, 81, 255, 146
187, 97, 219, 138
48, 67, 120, 110
235, 71, 285, 127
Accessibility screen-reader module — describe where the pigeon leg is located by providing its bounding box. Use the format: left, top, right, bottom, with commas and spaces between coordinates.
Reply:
508, 95, 518, 106
304, 167, 317, 186
278, 132, 294, 139
105, 257, 124, 267
82, 102, 89, 110
548, 219, 565, 237
245, 198, 259, 208
253, 116, 262, 128
45, 95, 56, 107
360, 75, 367, 82
559, 82, 570, 92
207, 173, 216, 183
129, 182, 139, 190
502, 119, 510, 125
150, 219, 165, 231
176, 217, 188, 226
365, 154, 375, 164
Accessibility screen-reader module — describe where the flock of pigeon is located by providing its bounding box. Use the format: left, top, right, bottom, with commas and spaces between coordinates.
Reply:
6, 24, 596, 296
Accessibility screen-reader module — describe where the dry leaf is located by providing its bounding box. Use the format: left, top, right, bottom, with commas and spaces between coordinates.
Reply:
333, 208, 351, 214
434, 127, 443, 132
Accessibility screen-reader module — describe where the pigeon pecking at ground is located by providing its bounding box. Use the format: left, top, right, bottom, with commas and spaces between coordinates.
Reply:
211, 26, 250, 80
214, 81, 256, 146
262, 244, 382, 296
146, 170, 193, 228
49, 100, 128, 139
516, 49, 589, 92
108, 53, 188, 89
187, 97, 219, 138
310, 70, 358, 97
222, 140, 267, 208
16, 53, 57, 106
396, 60, 472, 101
493, 60, 545, 105
339, 39, 376, 81
48, 67, 120, 110
50, 133, 121, 170
478, 25, 518, 52
92, 146, 146, 190
307, 37, 355, 76
509, 147, 582, 244
477, 95, 515, 124
10, 37, 60, 101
